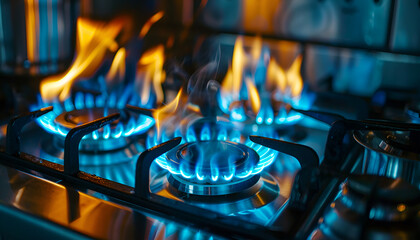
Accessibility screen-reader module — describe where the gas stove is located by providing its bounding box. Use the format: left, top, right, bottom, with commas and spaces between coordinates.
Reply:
1, 1, 420, 240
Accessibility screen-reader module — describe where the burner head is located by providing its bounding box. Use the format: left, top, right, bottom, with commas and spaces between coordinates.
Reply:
167, 141, 260, 183
354, 130, 420, 188
55, 107, 132, 151
148, 117, 278, 185
34, 92, 154, 151
165, 141, 262, 195
310, 175, 420, 240
56, 108, 121, 128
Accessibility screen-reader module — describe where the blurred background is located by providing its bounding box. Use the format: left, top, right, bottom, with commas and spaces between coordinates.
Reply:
0, 0, 419, 115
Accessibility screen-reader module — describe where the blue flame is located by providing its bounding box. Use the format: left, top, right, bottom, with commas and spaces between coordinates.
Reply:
31, 90, 154, 139
218, 88, 312, 126
231, 107, 246, 121
200, 124, 211, 141
147, 122, 278, 183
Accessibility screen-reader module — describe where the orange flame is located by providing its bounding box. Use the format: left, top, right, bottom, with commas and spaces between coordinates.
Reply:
220, 37, 245, 104
251, 36, 262, 61
220, 37, 262, 115
105, 48, 126, 84
231, 37, 245, 99
139, 11, 164, 38
136, 45, 166, 106
220, 36, 304, 117
286, 55, 303, 98
245, 78, 261, 114
267, 55, 303, 98
153, 89, 183, 139
266, 58, 286, 92
40, 18, 126, 101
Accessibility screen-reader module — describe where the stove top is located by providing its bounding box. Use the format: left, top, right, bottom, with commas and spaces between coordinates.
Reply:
0, 8, 420, 240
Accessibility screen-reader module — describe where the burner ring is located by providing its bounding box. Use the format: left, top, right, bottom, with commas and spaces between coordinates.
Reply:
33, 91, 155, 151
54, 108, 135, 151
165, 140, 260, 185
56, 108, 123, 129
168, 174, 260, 196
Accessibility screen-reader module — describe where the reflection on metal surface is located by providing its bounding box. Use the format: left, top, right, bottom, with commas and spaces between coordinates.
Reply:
391, 0, 420, 53
0, 0, 75, 75
0, 164, 223, 239
194, 0, 391, 48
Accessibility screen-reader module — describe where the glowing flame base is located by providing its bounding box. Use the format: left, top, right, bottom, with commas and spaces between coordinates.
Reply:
32, 89, 154, 142
147, 118, 278, 184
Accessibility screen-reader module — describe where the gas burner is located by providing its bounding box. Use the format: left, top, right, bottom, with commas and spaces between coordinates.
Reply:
214, 36, 315, 126
29, 91, 154, 165
55, 107, 136, 151
310, 175, 420, 240
146, 117, 283, 223
33, 91, 154, 142
151, 167, 282, 223
147, 117, 278, 181
354, 130, 420, 188
165, 140, 260, 195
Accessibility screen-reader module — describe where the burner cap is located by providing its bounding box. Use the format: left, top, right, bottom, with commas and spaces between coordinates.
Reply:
35, 91, 154, 152
343, 175, 420, 223
166, 140, 260, 184
55, 108, 125, 130
310, 175, 420, 240
54, 108, 133, 151
347, 175, 420, 204
354, 130, 420, 161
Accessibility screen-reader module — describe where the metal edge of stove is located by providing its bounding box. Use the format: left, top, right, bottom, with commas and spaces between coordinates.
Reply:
0, 162, 229, 240
0, 164, 124, 240
0, 200, 91, 240
295, 142, 364, 239
0, 148, 288, 240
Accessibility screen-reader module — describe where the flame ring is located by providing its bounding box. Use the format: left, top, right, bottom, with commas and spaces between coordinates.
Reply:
32, 92, 155, 140
147, 117, 278, 182
166, 140, 260, 184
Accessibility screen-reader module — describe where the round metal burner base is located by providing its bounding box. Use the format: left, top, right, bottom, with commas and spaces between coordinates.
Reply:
168, 174, 260, 196
151, 170, 282, 216
55, 108, 123, 129
54, 108, 132, 152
